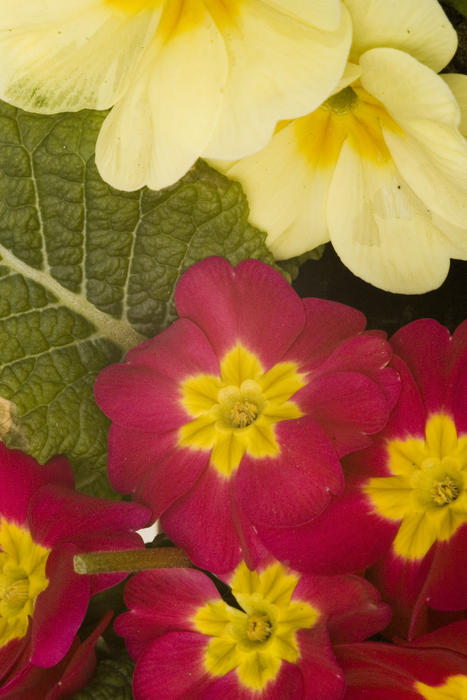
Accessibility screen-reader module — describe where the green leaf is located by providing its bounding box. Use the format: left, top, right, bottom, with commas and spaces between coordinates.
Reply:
72, 651, 134, 700
0, 100, 276, 497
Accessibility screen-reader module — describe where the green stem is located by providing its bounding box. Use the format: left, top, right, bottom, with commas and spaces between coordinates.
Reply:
73, 548, 192, 575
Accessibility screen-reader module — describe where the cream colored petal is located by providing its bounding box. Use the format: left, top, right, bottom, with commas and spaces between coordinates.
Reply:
360, 48, 461, 127
331, 61, 361, 94
360, 49, 467, 228
382, 128, 467, 229
328, 141, 452, 293
203, 3, 352, 159
0, 0, 160, 113
216, 120, 331, 259
265, 0, 343, 31
344, 0, 457, 71
96, 1, 227, 191
442, 74, 467, 138
431, 214, 467, 261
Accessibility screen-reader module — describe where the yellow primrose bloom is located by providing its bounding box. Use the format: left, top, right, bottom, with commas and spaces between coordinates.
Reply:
217, 0, 467, 293
0, 1, 352, 191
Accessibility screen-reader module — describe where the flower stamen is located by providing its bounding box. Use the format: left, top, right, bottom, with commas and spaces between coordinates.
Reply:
230, 400, 258, 429
431, 476, 460, 506
0, 578, 29, 609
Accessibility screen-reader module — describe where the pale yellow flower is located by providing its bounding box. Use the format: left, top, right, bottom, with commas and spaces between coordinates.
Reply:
0, 1, 352, 191
217, 0, 467, 293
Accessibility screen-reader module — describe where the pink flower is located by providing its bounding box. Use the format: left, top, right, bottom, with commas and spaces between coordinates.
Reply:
95, 257, 398, 573
282, 319, 467, 637
335, 620, 467, 699
0, 444, 150, 680
367, 320, 467, 640
116, 559, 390, 700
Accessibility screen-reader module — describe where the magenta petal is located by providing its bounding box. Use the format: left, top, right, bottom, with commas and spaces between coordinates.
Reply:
260, 480, 396, 575
390, 320, 451, 414
204, 664, 304, 700
117, 569, 220, 659
46, 612, 112, 700
311, 333, 401, 414
0, 446, 73, 524
284, 298, 366, 369
295, 574, 390, 644
446, 320, 467, 433
409, 620, 467, 655
334, 641, 466, 699
136, 445, 209, 520
95, 363, 187, 431
229, 488, 269, 571
0, 637, 27, 688
369, 548, 436, 641
237, 417, 343, 529
108, 424, 209, 519
29, 485, 150, 548
126, 318, 220, 378
161, 468, 242, 574
423, 528, 467, 612
297, 372, 391, 455
107, 424, 173, 497
313, 334, 392, 377
295, 628, 345, 699
132, 631, 211, 700
175, 257, 305, 368
31, 544, 90, 667
383, 355, 427, 439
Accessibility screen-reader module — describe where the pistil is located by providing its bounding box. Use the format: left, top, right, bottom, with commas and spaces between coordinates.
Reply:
246, 613, 272, 642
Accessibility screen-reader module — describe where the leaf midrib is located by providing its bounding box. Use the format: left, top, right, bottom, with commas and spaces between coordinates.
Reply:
0, 243, 144, 353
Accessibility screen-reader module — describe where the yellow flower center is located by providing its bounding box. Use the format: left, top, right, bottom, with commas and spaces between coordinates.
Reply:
294, 84, 403, 168
179, 344, 305, 477
364, 414, 467, 560
416, 674, 467, 699
0, 520, 50, 647
193, 562, 319, 690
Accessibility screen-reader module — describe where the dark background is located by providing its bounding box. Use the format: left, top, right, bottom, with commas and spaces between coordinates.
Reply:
294, 3, 466, 336
294, 248, 466, 335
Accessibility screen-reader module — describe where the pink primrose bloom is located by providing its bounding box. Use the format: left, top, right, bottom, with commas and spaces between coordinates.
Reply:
367, 319, 467, 640
116, 558, 390, 700
95, 257, 398, 573
283, 319, 467, 637
335, 620, 467, 699
0, 443, 150, 682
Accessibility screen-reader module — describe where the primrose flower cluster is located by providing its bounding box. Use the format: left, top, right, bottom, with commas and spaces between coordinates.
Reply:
0, 0, 465, 698
94, 258, 464, 699
0, 0, 465, 292
0, 257, 466, 698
